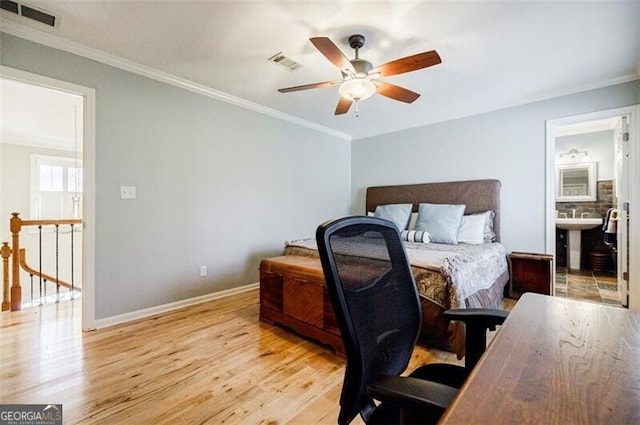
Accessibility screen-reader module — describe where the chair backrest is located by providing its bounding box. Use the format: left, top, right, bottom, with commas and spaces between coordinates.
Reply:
316, 216, 423, 425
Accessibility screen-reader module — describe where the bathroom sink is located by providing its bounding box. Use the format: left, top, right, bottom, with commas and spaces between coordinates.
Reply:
555, 218, 603, 230
556, 217, 604, 270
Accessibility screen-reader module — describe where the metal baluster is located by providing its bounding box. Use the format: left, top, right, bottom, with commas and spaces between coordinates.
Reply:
30, 274, 34, 306
39, 225, 43, 305
55, 224, 60, 302
70, 224, 75, 298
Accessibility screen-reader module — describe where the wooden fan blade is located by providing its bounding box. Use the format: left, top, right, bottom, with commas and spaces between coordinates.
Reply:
278, 80, 341, 93
375, 81, 420, 103
371, 50, 441, 77
310, 37, 356, 73
335, 97, 353, 115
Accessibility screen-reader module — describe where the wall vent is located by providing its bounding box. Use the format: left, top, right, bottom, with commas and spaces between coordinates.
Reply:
267, 52, 302, 71
0, 0, 56, 27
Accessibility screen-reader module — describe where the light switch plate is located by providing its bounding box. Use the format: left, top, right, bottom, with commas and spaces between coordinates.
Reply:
120, 186, 136, 200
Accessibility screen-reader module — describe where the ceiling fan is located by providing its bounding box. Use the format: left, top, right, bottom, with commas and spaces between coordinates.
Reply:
278, 34, 441, 115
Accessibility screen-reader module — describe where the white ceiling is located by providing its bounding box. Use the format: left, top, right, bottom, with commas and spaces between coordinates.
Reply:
2, 1, 639, 140
1, 78, 83, 150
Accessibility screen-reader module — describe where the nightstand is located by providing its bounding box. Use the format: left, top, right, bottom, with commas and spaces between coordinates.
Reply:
508, 252, 554, 299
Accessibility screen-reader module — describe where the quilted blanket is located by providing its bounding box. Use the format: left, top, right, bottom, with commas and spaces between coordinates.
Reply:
283, 238, 508, 310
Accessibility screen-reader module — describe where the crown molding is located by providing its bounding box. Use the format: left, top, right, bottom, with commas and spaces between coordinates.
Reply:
359, 73, 640, 141
0, 19, 351, 141
0, 132, 77, 151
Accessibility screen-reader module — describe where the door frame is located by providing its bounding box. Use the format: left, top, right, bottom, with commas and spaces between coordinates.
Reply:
1, 65, 96, 329
545, 105, 640, 310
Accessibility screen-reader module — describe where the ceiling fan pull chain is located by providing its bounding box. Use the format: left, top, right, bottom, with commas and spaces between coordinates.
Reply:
355, 100, 360, 118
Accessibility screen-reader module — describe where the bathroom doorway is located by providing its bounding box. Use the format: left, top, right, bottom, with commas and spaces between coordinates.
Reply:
546, 106, 639, 309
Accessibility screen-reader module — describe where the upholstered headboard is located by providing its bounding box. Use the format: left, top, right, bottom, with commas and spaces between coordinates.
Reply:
366, 179, 502, 242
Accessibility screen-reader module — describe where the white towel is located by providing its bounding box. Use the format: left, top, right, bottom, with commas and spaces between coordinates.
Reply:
606, 209, 618, 234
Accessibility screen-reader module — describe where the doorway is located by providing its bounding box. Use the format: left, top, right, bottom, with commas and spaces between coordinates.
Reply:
546, 106, 640, 310
0, 66, 96, 330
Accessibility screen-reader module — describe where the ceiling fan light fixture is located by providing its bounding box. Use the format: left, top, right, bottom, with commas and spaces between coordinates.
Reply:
277, 35, 441, 115
338, 78, 376, 102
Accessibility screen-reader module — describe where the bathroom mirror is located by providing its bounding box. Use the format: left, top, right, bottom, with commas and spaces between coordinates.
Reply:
556, 162, 597, 202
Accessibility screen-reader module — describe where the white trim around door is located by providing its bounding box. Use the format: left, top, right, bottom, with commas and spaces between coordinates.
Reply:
1, 65, 96, 330
546, 105, 640, 310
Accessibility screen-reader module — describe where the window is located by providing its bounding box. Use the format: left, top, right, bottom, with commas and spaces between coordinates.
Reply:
31, 154, 83, 219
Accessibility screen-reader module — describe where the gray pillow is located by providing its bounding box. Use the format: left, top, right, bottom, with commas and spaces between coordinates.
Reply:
373, 203, 413, 232
415, 203, 466, 244
471, 210, 496, 242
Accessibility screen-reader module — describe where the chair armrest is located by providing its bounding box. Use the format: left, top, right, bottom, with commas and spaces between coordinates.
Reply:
443, 308, 508, 331
367, 376, 457, 413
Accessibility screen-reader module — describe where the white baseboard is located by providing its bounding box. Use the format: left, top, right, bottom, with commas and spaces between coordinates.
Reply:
93, 282, 259, 329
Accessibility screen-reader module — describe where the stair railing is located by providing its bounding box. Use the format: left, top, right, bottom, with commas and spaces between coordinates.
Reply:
1, 212, 82, 311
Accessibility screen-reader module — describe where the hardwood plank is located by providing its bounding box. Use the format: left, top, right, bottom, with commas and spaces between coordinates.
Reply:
1, 289, 468, 424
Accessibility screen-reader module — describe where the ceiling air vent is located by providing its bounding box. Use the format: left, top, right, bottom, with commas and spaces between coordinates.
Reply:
1, 0, 56, 27
21, 4, 55, 26
0, 0, 19, 14
268, 52, 302, 71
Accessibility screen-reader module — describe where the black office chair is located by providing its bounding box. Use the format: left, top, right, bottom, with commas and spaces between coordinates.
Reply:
316, 216, 508, 425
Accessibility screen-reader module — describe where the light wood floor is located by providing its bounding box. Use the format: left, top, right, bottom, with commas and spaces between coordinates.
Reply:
0, 289, 470, 425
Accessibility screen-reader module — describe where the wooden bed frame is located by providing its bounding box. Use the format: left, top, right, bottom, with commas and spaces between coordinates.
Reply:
260, 179, 508, 354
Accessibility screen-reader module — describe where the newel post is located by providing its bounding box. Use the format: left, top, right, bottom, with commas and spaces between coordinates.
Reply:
1, 242, 11, 311
10, 213, 22, 311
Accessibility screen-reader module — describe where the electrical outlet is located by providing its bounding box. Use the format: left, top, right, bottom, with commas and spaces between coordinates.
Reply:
120, 186, 136, 200
199, 266, 207, 278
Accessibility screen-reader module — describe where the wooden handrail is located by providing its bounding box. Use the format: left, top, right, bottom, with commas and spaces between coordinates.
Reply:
19, 218, 83, 227
18, 248, 80, 292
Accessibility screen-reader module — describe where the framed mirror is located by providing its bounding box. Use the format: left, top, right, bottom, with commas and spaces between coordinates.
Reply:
556, 162, 597, 202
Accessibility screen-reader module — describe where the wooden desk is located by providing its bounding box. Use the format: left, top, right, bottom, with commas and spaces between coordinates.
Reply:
439, 293, 640, 424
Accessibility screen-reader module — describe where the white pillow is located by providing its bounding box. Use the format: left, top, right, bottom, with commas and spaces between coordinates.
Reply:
408, 212, 418, 230
457, 214, 486, 244
474, 210, 496, 242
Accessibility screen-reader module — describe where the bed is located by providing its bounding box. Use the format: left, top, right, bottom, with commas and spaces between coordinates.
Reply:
262, 179, 509, 355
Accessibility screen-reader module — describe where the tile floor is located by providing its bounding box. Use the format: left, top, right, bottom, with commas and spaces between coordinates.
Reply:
555, 266, 621, 305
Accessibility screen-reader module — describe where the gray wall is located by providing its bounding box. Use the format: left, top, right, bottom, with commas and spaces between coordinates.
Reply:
1, 34, 350, 319
351, 80, 639, 253
556, 130, 615, 181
